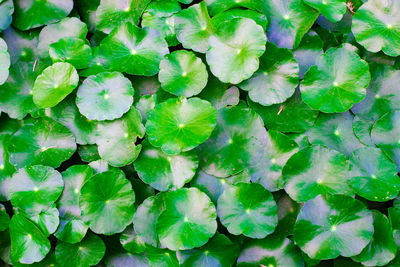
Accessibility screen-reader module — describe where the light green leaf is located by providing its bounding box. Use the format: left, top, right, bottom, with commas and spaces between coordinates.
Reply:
49, 37, 93, 70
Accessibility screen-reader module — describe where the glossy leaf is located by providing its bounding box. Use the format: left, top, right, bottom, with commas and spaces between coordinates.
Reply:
0, 38, 10, 85
304, 0, 347, 22
49, 37, 93, 69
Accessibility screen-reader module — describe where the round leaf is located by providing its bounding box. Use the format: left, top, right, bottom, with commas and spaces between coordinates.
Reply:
0, 38, 10, 85
32, 62, 79, 108
55, 233, 105, 267
79, 170, 135, 235
197, 106, 267, 177
304, 0, 347, 22
301, 47, 370, 113
348, 147, 400, 202
8, 165, 63, 215
134, 140, 198, 191
146, 97, 217, 155
352, 0, 400, 56
95, 107, 145, 167
13, 0, 73, 30
211, 8, 268, 31
217, 182, 278, 238
156, 188, 217, 250
21, 205, 59, 237
8, 117, 76, 168
206, 18, 266, 84
76, 72, 134, 121
159, 50, 208, 97
49, 37, 93, 70
371, 110, 400, 172
174, 1, 214, 53
283, 145, 351, 202
9, 214, 50, 264
239, 42, 299, 106
237, 236, 304, 267
294, 194, 374, 260
99, 22, 169, 76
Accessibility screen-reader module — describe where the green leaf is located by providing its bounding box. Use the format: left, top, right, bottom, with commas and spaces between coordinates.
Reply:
105, 251, 149, 266
47, 94, 98, 145
134, 140, 198, 191
55, 233, 105, 267
304, 0, 347, 22
237, 236, 304, 266
156, 188, 217, 250
206, 18, 266, 84
262, 0, 319, 49
9, 214, 50, 264
0, 38, 10, 85
198, 78, 240, 109
0, 0, 13, 32
239, 42, 299, 106
0, 134, 16, 201
133, 193, 166, 247
301, 47, 370, 113
99, 22, 169, 76
217, 182, 278, 238
307, 112, 365, 157
197, 106, 267, 177
211, 8, 268, 31
178, 233, 239, 267
352, 211, 397, 266
32, 62, 79, 108
205, 0, 263, 16
37, 17, 88, 58
95, 0, 151, 34
0, 204, 9, 231
76, 72, 135, 121
79, 170, 135, 235
159, 50, 208, 97
20, 205, 59, 237
294, 194, 374, 260
49, 37, 93, 70
371, 110, 400, 172
174, 1, 214, 53
348, 147, 400, 202
0, 61, 44, 119
283, 145, 351, 202
352, 64, 400, 122
293, 32, 324, 78
249, 130, 298, 191
13, 0, 73, 31
248, 89, 319, 133
352, 115, 375, 146
146, 246, 179, 267
95, 107, 145, 167
120, 225, 146, 254
8, 117, 76, 168
146, 97, 217, 155
352, 0, 400, 57
55, 165, 93, 243
78, 145, 100, 162
8, 165, 64, 215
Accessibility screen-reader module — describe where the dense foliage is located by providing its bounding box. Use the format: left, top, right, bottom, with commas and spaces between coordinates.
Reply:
0, 0, 400, 266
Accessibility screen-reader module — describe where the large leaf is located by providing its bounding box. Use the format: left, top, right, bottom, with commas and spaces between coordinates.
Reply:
283, 145, 351, 202
217, 182, 278, 238
371, 110, 400, 172
159, 50, 208, 97
32, 62, 79, 108
300, 47, 370, 113
79, 170, 135, 235
8, 117, 76, 168
76, 72, 134, 121
239, 42, 299, 106
8, 165, 63, 215
352, 0, 400, 56
95, 107, 145, 167
134, 140, 198, 191
237, 236, 304, 266
197, 106, 267, 177
9, 214, 50, 264
99, 22, 169, 76
206, 18, 266, 84
55, 233, 105, 267
146, 97, 217, 155
156, 188, 217, 250
262, 0, 319, 49
249, 130, 299, 191
13, 0, 73, 30
294, 194, 373, 260
174, 1, 214, 53
348, 147, 400, 202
